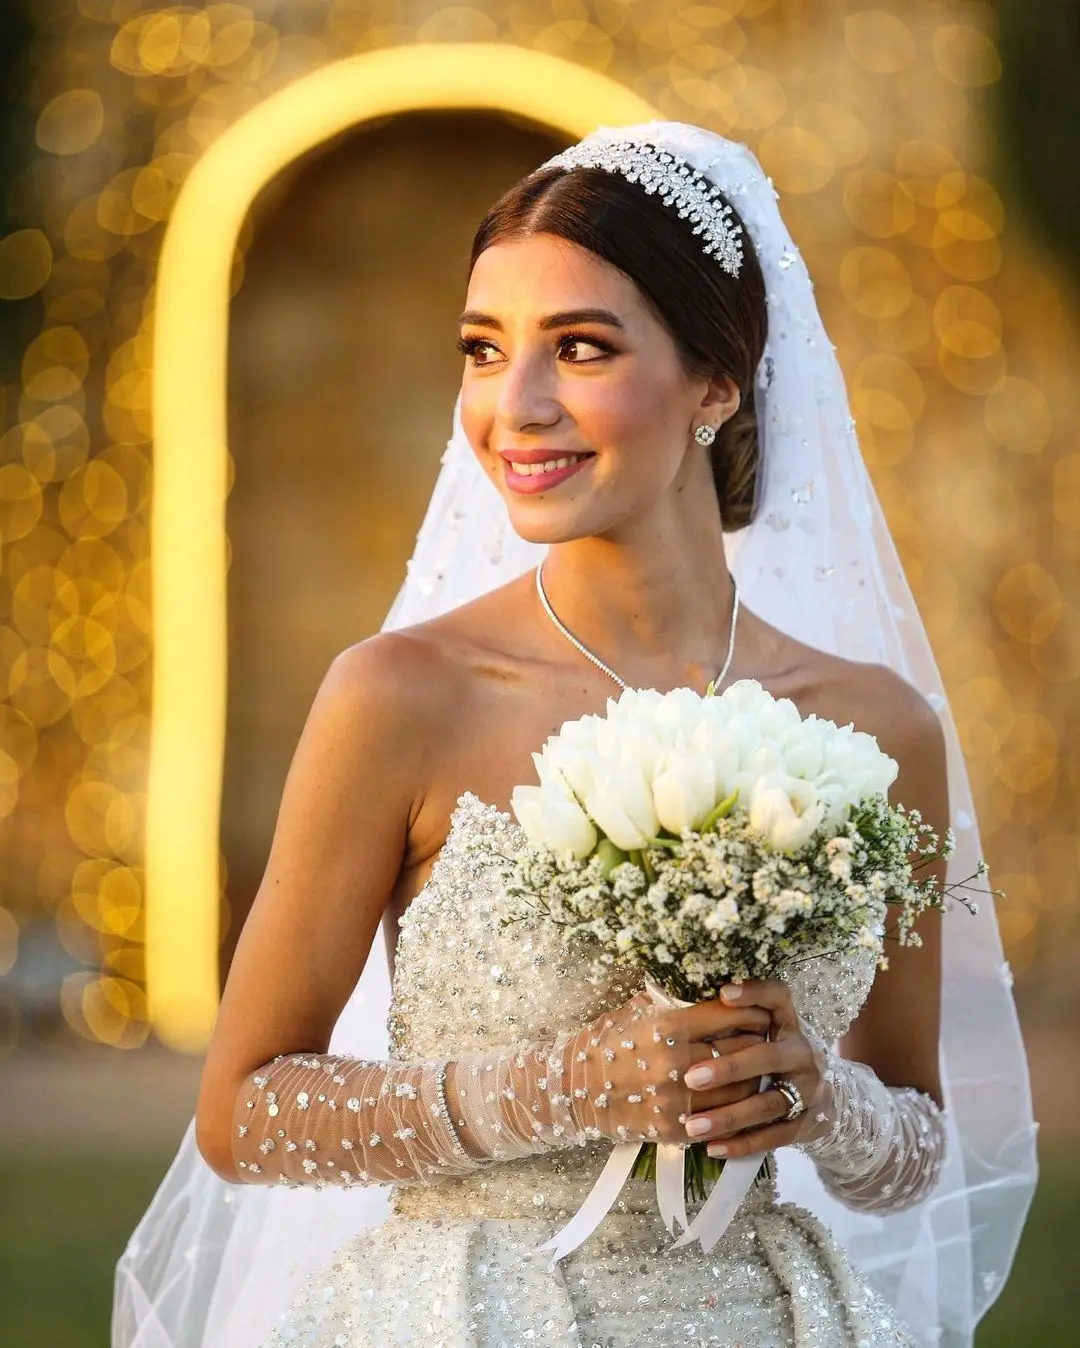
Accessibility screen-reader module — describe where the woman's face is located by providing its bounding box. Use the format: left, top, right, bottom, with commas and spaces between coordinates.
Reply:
458, 233, 733, 544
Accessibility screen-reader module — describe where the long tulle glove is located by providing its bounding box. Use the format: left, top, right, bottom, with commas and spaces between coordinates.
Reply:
232, 993, 682, 1188
795, 1038, 947, 1214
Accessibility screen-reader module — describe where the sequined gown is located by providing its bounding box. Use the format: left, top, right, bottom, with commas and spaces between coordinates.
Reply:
265, 793, 914, 1347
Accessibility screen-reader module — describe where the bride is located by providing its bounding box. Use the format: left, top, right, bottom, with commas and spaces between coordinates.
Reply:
114, 122, 1036, 1348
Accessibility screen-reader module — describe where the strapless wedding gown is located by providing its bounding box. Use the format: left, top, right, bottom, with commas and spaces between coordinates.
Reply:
263, 793, 915, 1348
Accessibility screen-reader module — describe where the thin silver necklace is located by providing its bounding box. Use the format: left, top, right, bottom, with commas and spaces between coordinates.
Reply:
534, 562, 740, 693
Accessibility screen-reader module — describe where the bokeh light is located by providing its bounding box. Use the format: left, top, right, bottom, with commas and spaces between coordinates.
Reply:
0, 0, 1074, 1056
35, 89, 106, 156
0, 228, 53, 299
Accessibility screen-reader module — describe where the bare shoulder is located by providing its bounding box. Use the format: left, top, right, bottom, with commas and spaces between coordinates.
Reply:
325, 574, 532, 788
752, 600, 947, 790
333, 578, 527, 705
748, 608, 942, 766
330, 623, 472, 720
296, 629, 466, 818
817, 656, 943, 764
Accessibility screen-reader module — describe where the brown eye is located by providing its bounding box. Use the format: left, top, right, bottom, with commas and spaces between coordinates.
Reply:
558, 333, 615, 362
456, 336, 500, 365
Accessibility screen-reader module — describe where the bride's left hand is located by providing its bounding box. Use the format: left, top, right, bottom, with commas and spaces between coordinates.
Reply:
681, 978, 827, 1159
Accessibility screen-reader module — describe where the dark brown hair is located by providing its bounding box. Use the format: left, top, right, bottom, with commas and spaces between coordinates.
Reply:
467, 160, 768, 530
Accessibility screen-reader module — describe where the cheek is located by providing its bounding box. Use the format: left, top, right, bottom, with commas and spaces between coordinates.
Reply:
579, 364, 685, 444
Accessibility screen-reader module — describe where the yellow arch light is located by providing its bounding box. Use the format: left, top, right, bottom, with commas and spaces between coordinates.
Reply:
148, 42, 658, 1050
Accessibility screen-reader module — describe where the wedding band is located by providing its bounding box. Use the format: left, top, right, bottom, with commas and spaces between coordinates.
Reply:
709, 1043, 721, 1059
773, 1076, 806, 1121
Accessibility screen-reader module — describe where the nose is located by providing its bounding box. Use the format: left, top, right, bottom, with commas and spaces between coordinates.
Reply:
493, 343, 562, 434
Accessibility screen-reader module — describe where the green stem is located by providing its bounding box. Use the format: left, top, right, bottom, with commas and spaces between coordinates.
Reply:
629, 1142, 772, 1204
629, 1142, 727, 1200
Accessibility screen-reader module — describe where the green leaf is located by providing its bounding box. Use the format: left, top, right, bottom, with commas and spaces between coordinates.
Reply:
642, 834, 682, 852
700, 787, 740, 834
595, 838, 629, 877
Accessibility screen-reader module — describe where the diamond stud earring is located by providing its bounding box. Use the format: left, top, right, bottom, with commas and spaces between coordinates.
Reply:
693, 424, 717, 447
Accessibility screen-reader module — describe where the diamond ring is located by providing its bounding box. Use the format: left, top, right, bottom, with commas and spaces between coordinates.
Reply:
773, 1076, 806, 1121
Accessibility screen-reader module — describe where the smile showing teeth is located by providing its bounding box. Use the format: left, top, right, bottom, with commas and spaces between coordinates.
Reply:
513, 455, 589, 476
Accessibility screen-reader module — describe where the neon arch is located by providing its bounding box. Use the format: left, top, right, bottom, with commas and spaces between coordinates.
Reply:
147, 43, 658, 1048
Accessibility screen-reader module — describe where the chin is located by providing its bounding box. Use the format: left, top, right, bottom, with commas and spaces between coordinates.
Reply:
504, 502, 596, 546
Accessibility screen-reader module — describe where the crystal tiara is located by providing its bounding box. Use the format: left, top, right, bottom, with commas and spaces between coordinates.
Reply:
535, 138, 744, 280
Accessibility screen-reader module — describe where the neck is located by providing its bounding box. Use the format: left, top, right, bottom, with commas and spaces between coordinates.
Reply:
536, 531, 739, 691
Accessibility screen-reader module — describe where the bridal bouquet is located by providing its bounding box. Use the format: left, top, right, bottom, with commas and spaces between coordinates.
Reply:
473, 679, 971, 1247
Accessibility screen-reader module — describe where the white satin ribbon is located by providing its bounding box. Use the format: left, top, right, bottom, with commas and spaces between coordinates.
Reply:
655, 1143, 690, 1235
534, 1138, 643, 1262
646, 979, 693, 1237
537, 977, 766, 1262
668, 1072, 773, 1254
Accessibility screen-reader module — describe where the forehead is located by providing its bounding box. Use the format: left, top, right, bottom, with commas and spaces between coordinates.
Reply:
465, 234, 642, 314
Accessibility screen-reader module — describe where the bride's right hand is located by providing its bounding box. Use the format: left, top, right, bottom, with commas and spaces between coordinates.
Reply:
566, 989, 770, 1146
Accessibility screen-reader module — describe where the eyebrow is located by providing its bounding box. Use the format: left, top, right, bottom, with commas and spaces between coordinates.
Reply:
457, 308, 626, 332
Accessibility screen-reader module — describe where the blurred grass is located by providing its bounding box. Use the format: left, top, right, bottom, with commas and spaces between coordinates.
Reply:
0, 1143, 1074, 1347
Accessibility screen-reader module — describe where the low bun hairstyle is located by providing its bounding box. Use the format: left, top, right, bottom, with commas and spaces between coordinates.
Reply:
467, 160, 768, 530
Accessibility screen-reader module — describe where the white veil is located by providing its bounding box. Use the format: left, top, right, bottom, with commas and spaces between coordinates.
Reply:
114, 123, 1037, 1348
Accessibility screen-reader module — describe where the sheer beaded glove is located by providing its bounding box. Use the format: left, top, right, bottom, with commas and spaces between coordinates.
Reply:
231, 992, 694, 1188
232, 1051, 487, 1188
795, 1036, 947, 1214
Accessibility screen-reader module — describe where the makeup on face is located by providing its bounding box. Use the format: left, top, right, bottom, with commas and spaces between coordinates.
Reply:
458, 238, 700, 518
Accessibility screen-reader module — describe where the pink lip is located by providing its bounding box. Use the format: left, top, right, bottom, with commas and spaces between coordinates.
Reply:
502, 455, 594, 495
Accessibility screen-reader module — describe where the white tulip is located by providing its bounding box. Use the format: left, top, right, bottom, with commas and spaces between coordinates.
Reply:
687, 723, 742, 801
700, 695, 734, 730
606, 687, 665, 725
510, 783, 598, 859
584, 764, 660, 851
652, 750, 718, 834
847, 730, 898, 795
716, 679, 774, 716
521, 681, 900, 862
819, 727, 898, 808
815, 780, 854, 827
748, 772, 826, 852
553, 714, 603, 752
742, 742, 786, 781
536, 743, 599, 803
653, 687, 708, 741
720, 712, 766, 764
757, 694, 803, 740
780, 715, 833, 780
619, 725, 669, 780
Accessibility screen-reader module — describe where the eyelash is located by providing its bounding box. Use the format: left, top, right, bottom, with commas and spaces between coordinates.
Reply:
455, 331, 616, 366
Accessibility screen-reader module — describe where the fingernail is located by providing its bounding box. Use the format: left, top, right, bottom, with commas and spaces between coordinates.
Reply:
720, 984, 742, 1002
707, 1142, 728, 1158
685, 1117, 711, 1137
684, 1065, 713, 1089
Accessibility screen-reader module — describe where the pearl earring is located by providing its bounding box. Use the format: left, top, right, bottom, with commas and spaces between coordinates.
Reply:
693, 424, 717, 447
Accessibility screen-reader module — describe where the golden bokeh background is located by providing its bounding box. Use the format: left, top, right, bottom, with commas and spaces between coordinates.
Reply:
1, 2, 1078, 1343
2, 0, 1076, 1059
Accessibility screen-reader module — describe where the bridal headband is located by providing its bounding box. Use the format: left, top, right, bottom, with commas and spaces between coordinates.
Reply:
534, 138, 746, 279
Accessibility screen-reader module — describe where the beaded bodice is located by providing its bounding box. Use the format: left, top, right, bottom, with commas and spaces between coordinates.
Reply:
387, 792, 878, 1061
385, 791, 878, 1221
